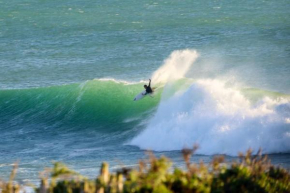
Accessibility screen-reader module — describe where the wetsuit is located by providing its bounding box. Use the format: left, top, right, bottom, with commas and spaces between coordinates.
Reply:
145, 80, 153, 94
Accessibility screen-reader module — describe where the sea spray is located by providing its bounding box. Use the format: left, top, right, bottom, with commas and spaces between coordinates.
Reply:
151, 49, 199, 84
130, 79, 290, 155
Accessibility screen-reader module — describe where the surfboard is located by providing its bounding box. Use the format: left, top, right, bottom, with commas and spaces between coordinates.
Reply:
133, 90, 147, 101
133, 87, 157, 101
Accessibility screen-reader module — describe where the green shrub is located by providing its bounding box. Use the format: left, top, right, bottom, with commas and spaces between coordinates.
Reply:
1, 148, 289, 193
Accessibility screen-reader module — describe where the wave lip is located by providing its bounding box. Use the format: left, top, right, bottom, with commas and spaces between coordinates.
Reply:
130, 79, 290, 155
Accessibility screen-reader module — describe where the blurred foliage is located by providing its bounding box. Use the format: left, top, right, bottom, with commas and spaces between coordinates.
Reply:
1, 148, 289, 193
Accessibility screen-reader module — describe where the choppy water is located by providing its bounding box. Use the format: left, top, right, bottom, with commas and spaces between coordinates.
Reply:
0, 0, 290, 182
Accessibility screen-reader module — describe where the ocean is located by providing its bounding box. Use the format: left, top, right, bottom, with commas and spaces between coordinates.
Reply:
0, 0, 290, 184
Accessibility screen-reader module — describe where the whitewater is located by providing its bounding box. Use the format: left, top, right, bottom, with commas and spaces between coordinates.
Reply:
130, 50, 290, 155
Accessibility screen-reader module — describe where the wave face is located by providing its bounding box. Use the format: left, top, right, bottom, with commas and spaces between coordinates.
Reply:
0, 80, 160, 134
130, 50, 290, 155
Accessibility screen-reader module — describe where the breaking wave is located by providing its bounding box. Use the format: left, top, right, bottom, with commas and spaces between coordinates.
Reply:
130, 50, 290, 155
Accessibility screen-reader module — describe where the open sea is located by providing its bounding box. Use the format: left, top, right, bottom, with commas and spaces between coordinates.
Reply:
1, 0, 290, 185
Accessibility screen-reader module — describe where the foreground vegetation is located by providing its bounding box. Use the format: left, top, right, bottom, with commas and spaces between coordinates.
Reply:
1, 148, 289, 193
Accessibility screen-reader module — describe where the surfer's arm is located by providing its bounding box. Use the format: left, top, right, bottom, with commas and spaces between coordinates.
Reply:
148, 79, 151, 87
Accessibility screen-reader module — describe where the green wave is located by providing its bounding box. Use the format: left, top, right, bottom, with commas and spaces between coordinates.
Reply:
0, 80, 161, 132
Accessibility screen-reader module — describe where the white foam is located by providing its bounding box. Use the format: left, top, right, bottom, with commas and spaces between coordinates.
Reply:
95, 78, 143, 85
130, 79, 290, 155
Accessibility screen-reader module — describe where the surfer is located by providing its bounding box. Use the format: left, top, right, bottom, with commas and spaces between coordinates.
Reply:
143, 79, 153, 95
